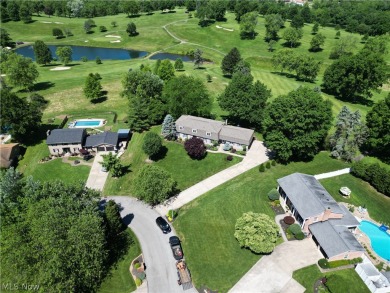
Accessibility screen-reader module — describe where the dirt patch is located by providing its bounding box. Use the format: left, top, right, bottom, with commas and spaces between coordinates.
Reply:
50, 66, 71, 71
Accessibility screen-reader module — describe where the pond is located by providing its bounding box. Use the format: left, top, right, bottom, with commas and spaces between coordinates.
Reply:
16, 45, 148, 61
15, 45, 193, 62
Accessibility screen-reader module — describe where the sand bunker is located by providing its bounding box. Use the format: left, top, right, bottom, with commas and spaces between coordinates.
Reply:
50, 67, 71, 71
54, 22, 63, 24
110, 40, 121, 43
41, 21, 52, 23
216, 25, 234, 31
1, 74, 6, 77
105, 35, 121, 38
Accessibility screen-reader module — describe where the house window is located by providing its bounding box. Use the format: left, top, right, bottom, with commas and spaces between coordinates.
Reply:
206, 132, 211, 136
192, 129, 197, 133
178, 126, 183, 130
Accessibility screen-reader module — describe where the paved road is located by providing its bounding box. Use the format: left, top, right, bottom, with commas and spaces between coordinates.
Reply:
155, 140, 269, 215
107, 196, 197, 293
229, 239, 322, 293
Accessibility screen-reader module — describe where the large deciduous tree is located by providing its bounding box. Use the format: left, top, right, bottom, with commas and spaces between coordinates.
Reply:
0, 29, 13, 48
282, 27, 303, 48
161, 114, 177, 140
83, 73, 102, 101
126, 22, 138, 36
234, 212, 279, 254
174, 58, 184, 71
221, 47, 242, 77
163, 75, 211, 119
56, 46, 72, 65
263, 86, 332, 162
329, 106, 367, 161
52, 28, 64, 39
33, 40, 52, 65
2, 53, 39, 90
322, 51, 387, 102
142, 132, 162, 159
219, 72, 271, 130
157, 59, 175, 81
265, 14, 284, 41
309, 33, 326, 52
240, 11, 258, 39
133, 165, 177, 205
364, 94, 390, 163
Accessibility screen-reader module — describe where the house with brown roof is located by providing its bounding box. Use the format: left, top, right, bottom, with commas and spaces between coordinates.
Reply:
0, 143, 20, 168
277, 173, 365, 261
175, 115, 254, 150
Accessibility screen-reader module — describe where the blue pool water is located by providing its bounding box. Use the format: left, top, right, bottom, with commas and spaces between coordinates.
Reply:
359, 220, 390, 261
74, 120, 101, 127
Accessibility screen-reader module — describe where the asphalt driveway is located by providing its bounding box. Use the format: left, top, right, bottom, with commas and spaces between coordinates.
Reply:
106, 196, 197, 293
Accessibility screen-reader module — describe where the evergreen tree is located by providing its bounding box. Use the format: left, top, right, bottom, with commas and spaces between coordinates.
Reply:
174, 58, 184, 71
83, 73, 102, 101
312, 22, 319, 34
33, 40, 52, 65
193, 48, 204, 69
330, 106, 367, 161
0, 29, 13, 48
104, 200, 125, 244
153, 59, 161, 75
221, 47, 242, 77
161, 114, 177, 140
128, 88, 152, 132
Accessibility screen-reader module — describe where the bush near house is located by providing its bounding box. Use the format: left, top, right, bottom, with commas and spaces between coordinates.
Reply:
288, 223, 301, 235
268, 188, 280, 201
351, 161, 390, 196
318, 258, 363, 269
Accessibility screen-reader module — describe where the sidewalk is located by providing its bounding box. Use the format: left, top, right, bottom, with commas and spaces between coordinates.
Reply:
155, 140, 269, 215
314, 168, 350, 180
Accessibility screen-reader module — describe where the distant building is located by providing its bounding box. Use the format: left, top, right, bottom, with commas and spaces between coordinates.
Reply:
0, 143, 20, 168
277, 173, 365, 261
175, 115, 254, 150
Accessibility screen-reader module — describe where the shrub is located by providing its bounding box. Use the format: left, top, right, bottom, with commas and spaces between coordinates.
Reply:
295, 232, 305, 240
351, 161, 390, 196
134, 263, 141, 269
207, 74, 212, 82
99, 25, 107, 32
212, 140, 219, 147
318, 258, 329, 268
223, 143, 231, 151
227, 155, 233, 161
96, 56, 102, 64
283, 216, 295, 225
135, 278, 142, 286
259, 163, 265, 172
137, 272, 146, 280
166, 209, 178, 219
81, 56, 88, 62
288, 223, 301, 235
271, 160, 276, 166
274, 199, 280, 206
268, 189, 280, 201
266, 161, 271, 169
231, 148, 236, 153
242, 145, 246, 151
184, 137, 206, 159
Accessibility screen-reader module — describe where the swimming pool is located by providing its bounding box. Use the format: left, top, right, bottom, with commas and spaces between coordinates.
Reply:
72, 119, 106, 128
359, 220, 390, 261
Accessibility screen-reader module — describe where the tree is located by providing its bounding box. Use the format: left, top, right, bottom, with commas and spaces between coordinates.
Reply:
111, 21, 117, 27
234, 212, 279, 254
126, 22, 138, 36
153, 59, 161, 75
161, 114, 177, 140
133, 165, 177, 205
193, 48, 204, 69
52, 28, 63, 39
6, 1, 19, 21
84, 20, 91, 33
0, 29, 13, 48
219, 72, 271, 130
103, 200, 126, 245
142, 132, 162, 159
84, 73, 102, 101
268, 40, 276, 52
157, 59, 175, 81
240, 11, 258, 39
208, 0, 227, 21
19, 2, 32, 23
2, 53, 39, 90
290, 14, 304, 29
295, 55, 321, 82
329, 35, 358, 59
271, 49, 296, 73
184, 137, 206, 159
312, 22, 319, 34
174, 58, 184, 71
263, 86, 332, 162
335, 31, 340, 39
221, 47, 242, 77
322, 51, 387, 102
67, 0, 84, 17
309, 33, 326, 52
33, 40, 52, 65
56, 46, 72, 65
265, 14, 284, 41
163, 75, 211, 119
364, 95, 390, 163
282, 27, 303, 48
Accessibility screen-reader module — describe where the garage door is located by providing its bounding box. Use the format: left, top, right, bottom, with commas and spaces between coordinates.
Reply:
105, 147, 114, 151
97, 146, 105, 152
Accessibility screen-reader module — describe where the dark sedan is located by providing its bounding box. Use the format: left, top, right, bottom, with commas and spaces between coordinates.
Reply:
156, 216, 171, 234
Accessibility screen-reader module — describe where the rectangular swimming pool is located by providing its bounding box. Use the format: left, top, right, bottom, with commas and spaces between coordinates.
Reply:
72, 119, 105, 128
74, 120, 101, 127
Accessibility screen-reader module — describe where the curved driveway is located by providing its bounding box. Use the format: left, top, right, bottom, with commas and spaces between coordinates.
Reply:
107, 196, 197, 293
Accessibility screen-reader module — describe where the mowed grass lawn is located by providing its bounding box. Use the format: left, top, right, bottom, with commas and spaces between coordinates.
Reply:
103, 126, 241, 195
173, 152, 351, 292
98, 229, 141, 293
293, 264, 370, 293
320, 174, 390, 224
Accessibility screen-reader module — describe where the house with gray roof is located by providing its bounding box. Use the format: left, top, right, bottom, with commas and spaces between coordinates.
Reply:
85, 132, 119, 152
175, 115, 254, 150
46, 128, 87, 155
277, 173, 364, 261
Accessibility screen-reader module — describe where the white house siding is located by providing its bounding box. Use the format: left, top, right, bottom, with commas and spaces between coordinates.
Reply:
224, 141, 244, 151
356, 261, 390, 293
178, 133, 213, 145
48, 144, 82, 156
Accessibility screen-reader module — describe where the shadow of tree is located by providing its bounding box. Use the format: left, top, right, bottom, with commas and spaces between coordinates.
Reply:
150, 146, 168, 162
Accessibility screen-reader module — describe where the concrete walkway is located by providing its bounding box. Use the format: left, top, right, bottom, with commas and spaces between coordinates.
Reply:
155, 140, 269, 215
275, 214, 288, 242
314, 168, 351, 180
229, 239, 322, 293
85, 152, 110, 191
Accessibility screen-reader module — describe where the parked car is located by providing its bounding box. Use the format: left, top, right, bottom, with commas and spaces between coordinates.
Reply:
169, 236, 183, 260
156, 216, 171, 233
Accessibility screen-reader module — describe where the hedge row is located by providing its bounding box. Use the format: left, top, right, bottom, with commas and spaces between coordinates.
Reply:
318, 257, 363, 269
351, 161, 390, 196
